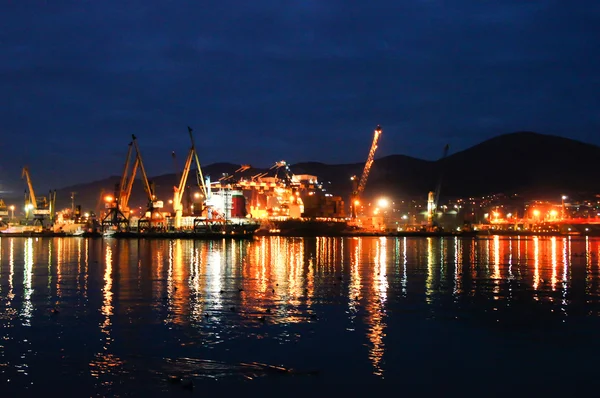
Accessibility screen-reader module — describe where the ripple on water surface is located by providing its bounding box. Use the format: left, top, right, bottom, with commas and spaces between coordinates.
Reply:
1, 236, 600, 395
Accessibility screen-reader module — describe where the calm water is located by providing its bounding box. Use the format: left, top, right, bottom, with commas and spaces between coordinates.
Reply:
1, 235, 600, 396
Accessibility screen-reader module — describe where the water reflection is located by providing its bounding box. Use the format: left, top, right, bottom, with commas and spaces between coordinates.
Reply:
366, 238, 388, 377
89, 242, 123, 383
21, 239, 33, 326
1, 236, 600, 393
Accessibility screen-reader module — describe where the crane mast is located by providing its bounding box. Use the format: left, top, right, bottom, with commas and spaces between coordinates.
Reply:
188, 126, 207, 198
172, 127, 207, 229
21, 167, 38, 210
131, 134, 155, 203
350, 125, 382, 218
173, 144, 194, 229
427, 144, 450, 229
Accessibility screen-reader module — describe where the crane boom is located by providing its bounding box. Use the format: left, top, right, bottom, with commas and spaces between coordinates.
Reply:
131, 134, 154, 202
188, 126, 207, 198
350, 125, 382, 219
119, 142, 134, 198
123, 156, 140, 209
357, 125, 382, 196
21, 167, 38, 209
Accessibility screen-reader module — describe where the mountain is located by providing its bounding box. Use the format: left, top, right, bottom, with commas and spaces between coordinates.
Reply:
11, 131, 600, 213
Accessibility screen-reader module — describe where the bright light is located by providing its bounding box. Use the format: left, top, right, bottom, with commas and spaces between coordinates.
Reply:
26, 204, 34, 210
84, 212, 90, 218
104, 195, 114, 202
402, 214, 408, 220
168, 199, 173, 204
562, 195, 567, 200
492, 211, 499, 218
507, 213, 512, 218
194, 192, 201, 199
353, 200, 360, 206
377, 198, 389, 208
533, 209, 540, 217
9, 205, 14, 211
550, 210, 558, 217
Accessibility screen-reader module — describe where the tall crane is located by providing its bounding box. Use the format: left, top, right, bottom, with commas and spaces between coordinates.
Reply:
171, 127, 209, 229
22, 166, 38, 212
131, 134, 165, 231
350, 125, 382, 218
427, 144, 450, 229
188, 126, 207, 199
21, 166, 56, 226
101, 140, 139, 231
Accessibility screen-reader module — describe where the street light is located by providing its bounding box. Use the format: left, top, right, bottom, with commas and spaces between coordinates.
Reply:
377, 198, 389, 208
561, 195, 567, 220
9, 205, 14, 220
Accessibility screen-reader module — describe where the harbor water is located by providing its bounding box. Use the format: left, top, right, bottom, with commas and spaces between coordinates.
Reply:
1, 235, 600, 396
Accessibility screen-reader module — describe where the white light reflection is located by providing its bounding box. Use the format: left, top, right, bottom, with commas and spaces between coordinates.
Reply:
551, 237, 557, 291
84, 239, 89, 298
425, 238, 433, 304
376, 237, 388, 303
561, 237, 569, 314
8, 239, 14, 302
77, 238, 82, 293
207, 249, 223, 312
439, 238, 445, 282
508, 239, 514, 280
102, 245, 114, 327
585, 236, 591, 294
348, 238, 361, 312
90, 243, 123, 381
492, 236, 500, 298
57, 238, 63, 300
533, 237, 540, 292
367, 237, 388, 377
21, 238, 34, 325
401, 237, 407, 296
189, 245, 204, 323
453, 237, 462, 297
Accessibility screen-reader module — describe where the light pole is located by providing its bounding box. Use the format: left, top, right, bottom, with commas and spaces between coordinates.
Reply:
561, 195, 567, 220
9, 205, 15, 221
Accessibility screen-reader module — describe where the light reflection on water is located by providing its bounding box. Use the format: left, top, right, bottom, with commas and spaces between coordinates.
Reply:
1, 236, 600, 394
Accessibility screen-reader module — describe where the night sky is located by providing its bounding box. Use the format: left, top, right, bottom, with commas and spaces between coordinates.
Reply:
2, 1, 599, 194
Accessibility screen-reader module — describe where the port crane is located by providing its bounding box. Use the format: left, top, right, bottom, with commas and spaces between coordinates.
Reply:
350, 125, 382, 218
131, 134, 165, 231
172, 127, 207, 229
22, 166, 56, 226
102, 141, 138, 231
426, 144, 450, 230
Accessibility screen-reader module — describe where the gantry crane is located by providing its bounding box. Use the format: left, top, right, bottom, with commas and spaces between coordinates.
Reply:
427, 144, 450, 230
350, 125, 382, 218
21, 166, 56, 226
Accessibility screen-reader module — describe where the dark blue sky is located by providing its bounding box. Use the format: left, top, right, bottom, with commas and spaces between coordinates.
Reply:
2, 1, 599, 194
